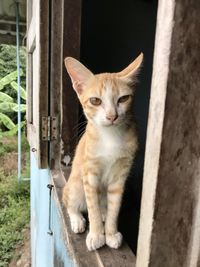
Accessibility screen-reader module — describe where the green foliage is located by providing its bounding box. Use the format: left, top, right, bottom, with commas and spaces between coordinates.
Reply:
0, 122, 25, 138
0, 134, 29, 157
10, 81, 27, 100
0, 92, 13, 103
0, 140, 17, 156
0, 135, 30, 266
0, 113, 15, 130
0, 44, 26, 90
0, 172, 30, 267
0, 70, 23, 90
0, 44, 26, 132
0, 78, 26, 132
0, 102, 26, 113
0, 88, 26, 131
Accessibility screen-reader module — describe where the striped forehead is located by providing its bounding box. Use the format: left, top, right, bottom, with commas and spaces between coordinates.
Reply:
82, 74, 132, 102
101, 82, 116, 105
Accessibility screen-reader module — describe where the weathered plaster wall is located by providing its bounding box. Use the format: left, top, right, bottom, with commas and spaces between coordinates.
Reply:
31, 153, 74, 267
31, 152, 54, 267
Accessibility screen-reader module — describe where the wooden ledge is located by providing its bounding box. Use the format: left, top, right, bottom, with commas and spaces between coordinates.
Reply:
51, 169, 136, 267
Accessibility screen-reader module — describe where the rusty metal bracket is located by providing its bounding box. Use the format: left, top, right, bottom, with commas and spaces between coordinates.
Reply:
42, 116, 58, 141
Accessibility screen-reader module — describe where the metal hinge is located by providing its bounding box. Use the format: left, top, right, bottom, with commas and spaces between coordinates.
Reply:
42, 116, 58, 141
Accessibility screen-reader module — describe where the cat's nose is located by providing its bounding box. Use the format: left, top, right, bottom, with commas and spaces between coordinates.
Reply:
106, 114, 118, 123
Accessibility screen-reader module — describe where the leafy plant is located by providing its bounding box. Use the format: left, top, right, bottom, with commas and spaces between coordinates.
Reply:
0, 45, 26, 91
0, 92, 13, 103
0, 44, 26, 134
0, 70, 26, 134
0, 70, 23, 90
0, 113, 15, 130
10, 81, 26, 100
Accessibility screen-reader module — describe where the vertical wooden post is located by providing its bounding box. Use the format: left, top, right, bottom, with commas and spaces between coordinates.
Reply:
49, 0, 82, 168
61, 0, 82, 161
136, 0, 200, 266
49, 0, 63, 169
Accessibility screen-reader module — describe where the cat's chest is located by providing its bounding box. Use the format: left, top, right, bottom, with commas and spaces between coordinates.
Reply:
98, 138, 122, 159
95, 128, 127, 159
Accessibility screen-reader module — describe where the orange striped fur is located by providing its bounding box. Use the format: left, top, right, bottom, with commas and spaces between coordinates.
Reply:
62, 53, 143, 251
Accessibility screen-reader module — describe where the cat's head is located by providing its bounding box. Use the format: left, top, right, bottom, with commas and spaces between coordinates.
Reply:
64, 54, 143, 127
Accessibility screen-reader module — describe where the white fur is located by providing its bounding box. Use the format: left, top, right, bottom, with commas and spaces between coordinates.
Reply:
86, 232, 105, 251
95, 126, 125, 185
98, 126, 123, 157
103, 85, 116, 116
69, 213, 86, 234
106, 232, 123, 249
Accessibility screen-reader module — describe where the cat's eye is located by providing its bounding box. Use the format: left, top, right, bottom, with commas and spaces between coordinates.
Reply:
89, 97, 102, 106
118, 95, 131, 104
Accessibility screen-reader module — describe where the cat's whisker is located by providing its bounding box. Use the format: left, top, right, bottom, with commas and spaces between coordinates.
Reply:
70, 127, 86, 142
77, 123, 87, 133
70, 122, 88, 142
78, 128, 86, 139
78, 112, 85, 120
72, 120, 87, 131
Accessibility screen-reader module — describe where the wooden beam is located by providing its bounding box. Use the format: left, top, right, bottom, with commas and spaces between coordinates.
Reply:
136, 0, 200, 266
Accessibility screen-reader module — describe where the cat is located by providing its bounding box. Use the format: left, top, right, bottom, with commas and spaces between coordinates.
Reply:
62, 53, 143, 251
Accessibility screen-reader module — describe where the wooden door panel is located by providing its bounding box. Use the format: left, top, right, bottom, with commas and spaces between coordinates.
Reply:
26, 0, 49, 168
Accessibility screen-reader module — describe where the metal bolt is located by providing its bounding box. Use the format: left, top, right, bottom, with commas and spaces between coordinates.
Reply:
47, 230, 53, 236
47, 184, 54, 190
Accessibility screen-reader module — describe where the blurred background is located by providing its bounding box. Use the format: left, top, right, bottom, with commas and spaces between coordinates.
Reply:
0, 1, 30, 266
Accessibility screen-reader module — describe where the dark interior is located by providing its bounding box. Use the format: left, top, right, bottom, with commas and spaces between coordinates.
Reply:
80, 0, 158, 253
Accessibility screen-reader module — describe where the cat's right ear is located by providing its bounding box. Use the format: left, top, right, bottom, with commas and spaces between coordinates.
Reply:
64, 57, 94, 95
118, 53, 144, 83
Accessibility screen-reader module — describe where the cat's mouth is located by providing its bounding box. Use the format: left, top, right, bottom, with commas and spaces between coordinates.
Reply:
93, 117, 122, 127
101, 120, 120, 127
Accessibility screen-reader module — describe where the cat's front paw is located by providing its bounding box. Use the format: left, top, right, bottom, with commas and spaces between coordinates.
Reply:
70, 214, 86, 234
106, 232, 123, 249
86, 232, 105, 251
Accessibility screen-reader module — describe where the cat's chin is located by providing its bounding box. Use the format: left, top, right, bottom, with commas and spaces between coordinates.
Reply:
91, 120, 115, 127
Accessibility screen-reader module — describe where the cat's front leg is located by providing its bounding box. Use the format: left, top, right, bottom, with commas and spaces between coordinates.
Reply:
105, 178, 126, 249
83, 174, 105, 251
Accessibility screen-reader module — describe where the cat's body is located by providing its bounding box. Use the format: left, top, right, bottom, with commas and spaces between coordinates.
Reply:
62, 54, 143, 251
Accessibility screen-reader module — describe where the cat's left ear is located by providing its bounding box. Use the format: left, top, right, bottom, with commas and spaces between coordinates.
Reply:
64, 57, 94, 95
118, 53, 143, 83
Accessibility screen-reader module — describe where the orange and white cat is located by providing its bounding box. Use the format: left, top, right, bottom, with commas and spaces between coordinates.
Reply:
62, 53, 143, 251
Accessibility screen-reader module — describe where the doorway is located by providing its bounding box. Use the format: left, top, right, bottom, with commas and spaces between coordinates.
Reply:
80, 0, 158, 253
